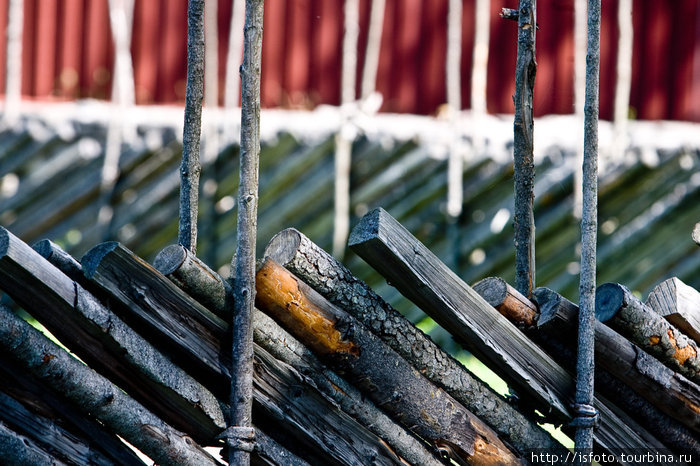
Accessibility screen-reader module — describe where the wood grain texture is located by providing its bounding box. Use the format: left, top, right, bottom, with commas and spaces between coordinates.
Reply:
264, 227, 565, 455
256, 257, 522, 466
0, 228, 225, 444
646, 277, 700, 345
348, 207, 571, 422
596, 282, 700, 385
535, 287, 700, 437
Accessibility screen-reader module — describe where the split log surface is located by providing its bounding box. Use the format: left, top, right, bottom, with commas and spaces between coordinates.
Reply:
533, 288, 700, 451
155, 244, 445, 466
0, 421, 71, 466
596, 282, 700, 385
0, 304, 220, 466
264, 228, 564, 454
0, 228, 225, 444
472, 277, 538, 327
256, 257, 522, 466
348, 207, 571, 422
646, 277, 700, 344
83, 243, 410, 465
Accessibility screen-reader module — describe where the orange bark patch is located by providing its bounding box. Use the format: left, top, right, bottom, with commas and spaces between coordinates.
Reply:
256, 259, 358, 357
667, 329, 697, 366
649, 335, 661, 345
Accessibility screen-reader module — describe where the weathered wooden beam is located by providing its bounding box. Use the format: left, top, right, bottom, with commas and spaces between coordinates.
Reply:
646, 277, 700, 344
472, 277, 538, 327
155, 244, 445, 466
252, 429, 311, 466
0, 228, 225, 444
534, 288, 700, 440
0, 355, 148, 466
264, 228, 565, 454
0, 421, 73, 466
82, 242, 412, 465
596, 282, 700, 385
348, 207, 571, 422
0, 304, 220, 466
256, 257, 522, 466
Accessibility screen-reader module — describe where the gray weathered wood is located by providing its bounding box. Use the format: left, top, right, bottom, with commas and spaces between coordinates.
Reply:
264, 228, 564, 455
596, 282, 700, 385
82, 241, 231, 386
0, 304, 220, 466
0, 354, 147, 466
646, 277, 700, 344
252, 429, 311, 466
512, 0, 537, 297
179, 0, 204, 252
157, 243, 445, 466
230, 1, 265, 463
0, 228, 225, 444
0, 421, 70, 466
472, 276, 538, 327
81, 242, 410, 465
534, 287, 700, 436
256, 257, 522, 466
32, 238, 85, 283
154, 243, 233, 320
349, 207, 571, 422
693, 222, 700, 246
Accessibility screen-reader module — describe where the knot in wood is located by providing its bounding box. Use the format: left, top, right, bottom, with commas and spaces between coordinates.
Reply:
569, 403, 599, 429
218, 426, 256, 452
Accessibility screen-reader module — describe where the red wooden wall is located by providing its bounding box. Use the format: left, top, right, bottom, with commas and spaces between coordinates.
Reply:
0, 0, 698, 121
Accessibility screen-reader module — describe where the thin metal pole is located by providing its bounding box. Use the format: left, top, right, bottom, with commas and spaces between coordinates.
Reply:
574, 0, 601, 460
227, 1, 265, 465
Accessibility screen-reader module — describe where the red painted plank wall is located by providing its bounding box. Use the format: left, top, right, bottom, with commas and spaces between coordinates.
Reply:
0, 0, 697, 121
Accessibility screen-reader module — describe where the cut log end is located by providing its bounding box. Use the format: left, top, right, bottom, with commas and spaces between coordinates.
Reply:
595, 283, 629, 323
81, 242, 121, 278
347, 207, 383, 247
153, 244, 188, 276
473, 277, 538, 327
264, 229, 304, 267
532, 287, 562, 328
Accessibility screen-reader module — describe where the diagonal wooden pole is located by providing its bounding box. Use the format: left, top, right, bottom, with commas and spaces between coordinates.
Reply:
574, 0, 601, 460
226, 1, 265, 465
179, 0, 205, 253
512, 0, 537, 297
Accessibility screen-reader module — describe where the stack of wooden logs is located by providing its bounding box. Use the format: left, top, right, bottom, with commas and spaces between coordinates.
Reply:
1, 207, 699, 464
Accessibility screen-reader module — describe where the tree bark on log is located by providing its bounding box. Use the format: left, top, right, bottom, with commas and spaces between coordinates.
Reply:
596, 282, 700, 385
0, 354, 147, 466
348, 207, 571, 422
256, 257, 522, 466
0, 228, 225, 444
646, 277, 700, 345
155, 244, 446, 466
81, 242, 413, 465
533, 288, 700, 449
264, 228, 564, 454
0, 304, 220, 466
472, 277, 538, 328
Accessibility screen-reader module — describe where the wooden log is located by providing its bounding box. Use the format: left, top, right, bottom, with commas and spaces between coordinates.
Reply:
533, 288, 700, 451
253, 429, 311, 466
348, 207, 572, 422
0, 304, 220, 466
693, 222, 700, 246
0, 355, 148, 466
81, 243, 412, 465
0, 421, 71, 466
256, 257, 522, 466
472, 277, 538, 327
154, 243, 232, 320
596, 282, 700, 385
0, 227, 225, 444
646, 277, 700, 345
155, 244, 445, 466
32, 238, 85, 284
264, 228, 565, 454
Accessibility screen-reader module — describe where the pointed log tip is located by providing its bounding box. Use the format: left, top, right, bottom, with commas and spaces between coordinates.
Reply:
264, 228, 303, 266
153, 244, 188, 275
532, 287, 563, 327
81, 242, 121, 278
31, 239, 54, 259
595, 283, 627, 323
348, 207, 385, 247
